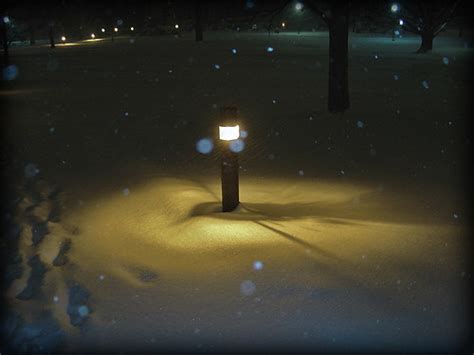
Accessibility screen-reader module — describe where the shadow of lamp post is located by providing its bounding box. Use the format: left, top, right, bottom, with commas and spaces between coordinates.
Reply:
219, 107, 240, 212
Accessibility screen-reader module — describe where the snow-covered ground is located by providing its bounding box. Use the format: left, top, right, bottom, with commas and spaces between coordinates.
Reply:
2, 31, 471, 352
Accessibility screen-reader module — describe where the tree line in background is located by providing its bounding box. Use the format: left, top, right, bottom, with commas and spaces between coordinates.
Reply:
1, 0, 471, 113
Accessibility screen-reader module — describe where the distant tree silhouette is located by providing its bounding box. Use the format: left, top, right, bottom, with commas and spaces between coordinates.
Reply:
396, 0, 461, 53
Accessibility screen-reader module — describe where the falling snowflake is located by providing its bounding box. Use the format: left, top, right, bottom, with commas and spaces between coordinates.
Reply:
422, 80, 429, 89
298, 170, 304, 176
229, 139, 245, 153
357, 120, 364, 128
24, 163, 40, 178
213, 64, 221, 70
253, 261, 264, 270
2, 65, 18, 81
266, 47, 274, 53
231, 48, 237, 54
393, 74, 399, 80
78, 305, 89, 317
240, 280, 256, 296
196, 138, 214, 154
442, 57, 449, 65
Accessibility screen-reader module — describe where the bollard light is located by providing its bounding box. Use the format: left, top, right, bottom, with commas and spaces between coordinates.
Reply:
281, 22, 286, 28
91, 33, 96, 39
219, 107, 241, 212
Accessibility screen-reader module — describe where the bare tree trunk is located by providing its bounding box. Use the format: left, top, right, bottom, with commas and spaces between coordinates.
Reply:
29, 21, 36, 45
49, 24, 55, 49
417, 31, 433, 53
1, 20, 8, 68
195, 0, 203, 42
328, 3, 350, 113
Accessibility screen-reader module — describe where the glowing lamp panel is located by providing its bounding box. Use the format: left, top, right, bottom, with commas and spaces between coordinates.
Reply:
219, 125, 240, 141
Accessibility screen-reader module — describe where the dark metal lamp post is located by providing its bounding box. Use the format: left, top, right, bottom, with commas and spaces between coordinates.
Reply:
219, 107, 240, 212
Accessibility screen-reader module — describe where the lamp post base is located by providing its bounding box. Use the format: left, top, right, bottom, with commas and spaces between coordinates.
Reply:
221, 149, 239, 212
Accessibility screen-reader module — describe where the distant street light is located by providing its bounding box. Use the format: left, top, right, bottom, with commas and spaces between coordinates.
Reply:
114, 27, 118, 32
130, 26, 134, 31
101, 28, 105, 33
281, 22, 286, 28
91, 33, 96, 39
399, 19, 404, 26
174, 24, 179, 29
219, 107, 240, 212
61, 36, 66, 42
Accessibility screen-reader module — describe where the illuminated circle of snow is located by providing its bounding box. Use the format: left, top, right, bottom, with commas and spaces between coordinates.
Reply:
196, 138, 214, 154
240, 280, 256, 296
253, 261, 264, 270
229, 139, 245, 153
219, 125, 239, 141
3, 65, 18, 81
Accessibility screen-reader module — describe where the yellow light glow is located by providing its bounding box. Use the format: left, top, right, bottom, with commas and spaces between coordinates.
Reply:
219, 125, 240, 141
114, 27, 118, 32
91, 33, 96, 39
61, 36, 66, 41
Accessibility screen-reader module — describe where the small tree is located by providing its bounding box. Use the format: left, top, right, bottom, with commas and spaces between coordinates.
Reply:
395, 0, 461, 53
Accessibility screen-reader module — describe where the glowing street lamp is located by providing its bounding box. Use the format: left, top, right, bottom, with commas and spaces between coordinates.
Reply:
114, 27, 118, 32
399, 19, 404, 26
61, 36, 66, 42
90, 33, 96, 39
174, 24, 179, 29
101, 28, 105, 33
219, 106, 240, 212
130, 26, 134, 31
281, 21, 286, 28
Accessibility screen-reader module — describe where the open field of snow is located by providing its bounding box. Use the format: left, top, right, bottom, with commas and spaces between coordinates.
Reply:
1, 31, 472, 352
